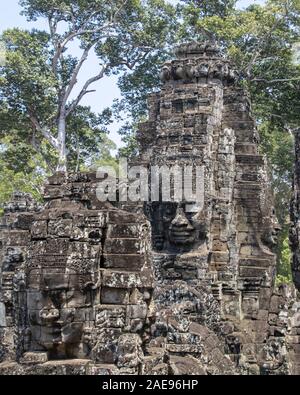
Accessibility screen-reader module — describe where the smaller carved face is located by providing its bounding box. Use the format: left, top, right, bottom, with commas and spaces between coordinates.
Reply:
228, 68, 238, 83
196, 63, 209, 78
185, 64, 196, 79
173, 64, 186, 80
261, 208, 282, 249
160, 64, 172, 82
212, 62, 224, 79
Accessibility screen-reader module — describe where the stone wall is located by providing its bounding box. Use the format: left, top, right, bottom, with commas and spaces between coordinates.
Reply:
0, 174, 154, 374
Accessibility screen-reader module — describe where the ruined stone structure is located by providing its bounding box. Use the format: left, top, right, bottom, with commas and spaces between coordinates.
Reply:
0, 174, 154, 374
1, 42, 300, 375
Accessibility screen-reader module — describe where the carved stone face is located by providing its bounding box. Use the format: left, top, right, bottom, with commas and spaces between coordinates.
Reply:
169, 207, 196, 245
196, 63, 209, 78
27, 268, 91, 359
160, 63, 172, 82
261, 207, 282, 249
151, 203, 207, 251
212, 62, 224, 79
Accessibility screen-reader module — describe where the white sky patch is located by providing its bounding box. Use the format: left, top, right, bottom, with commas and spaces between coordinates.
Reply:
0, 40, 6, 66
292, 42, 300, 66
237, 0, 266, 8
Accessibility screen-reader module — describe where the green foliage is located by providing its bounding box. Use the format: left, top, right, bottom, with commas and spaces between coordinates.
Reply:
0, 137, 45, 215
118, 124, 140, 159
85, 133, 118, 172
18, 0, 177, 78
259, 122, 294, 203
259, 122, 294, 280
1, 29, 57, 118
0, 98, 50, 211
276, 234, 293, 285
0, 22, 119, 177
65, 106, 114, 171
0, 0, 177, 171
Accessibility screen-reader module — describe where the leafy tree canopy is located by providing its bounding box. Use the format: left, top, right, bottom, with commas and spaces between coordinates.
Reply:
0, 0, 177, 171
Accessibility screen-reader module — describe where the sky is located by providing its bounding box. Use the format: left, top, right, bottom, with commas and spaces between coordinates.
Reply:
0, 0, 266, 148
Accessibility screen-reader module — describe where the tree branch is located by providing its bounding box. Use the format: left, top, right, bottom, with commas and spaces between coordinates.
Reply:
112, 0, 129, 23
52, 23, 116, 73
66, 65, 108, 117
242, 10, 287, 79
120, 50, 151, 70
252, 77, 300, 83
48, 15, 58, 37
28, 113, 59, 150
31, 133, 56, 174
50, 1, 128, 74
62, 44, 93, 106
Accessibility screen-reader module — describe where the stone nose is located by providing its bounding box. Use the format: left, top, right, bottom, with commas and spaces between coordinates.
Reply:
170, 208, 193, 228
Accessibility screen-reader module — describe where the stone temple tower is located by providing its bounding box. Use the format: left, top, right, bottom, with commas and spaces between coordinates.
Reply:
1, 42, 300, 375
136, 41, 298, 374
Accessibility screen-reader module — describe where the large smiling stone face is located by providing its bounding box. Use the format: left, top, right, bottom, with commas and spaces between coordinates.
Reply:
26, 267, 89, 359
25, 215, 101, 360
150, 202, 208, 252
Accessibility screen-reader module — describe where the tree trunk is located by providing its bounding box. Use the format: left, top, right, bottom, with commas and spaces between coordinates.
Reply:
56, 113, 67, 172
290, 129, 300, 290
